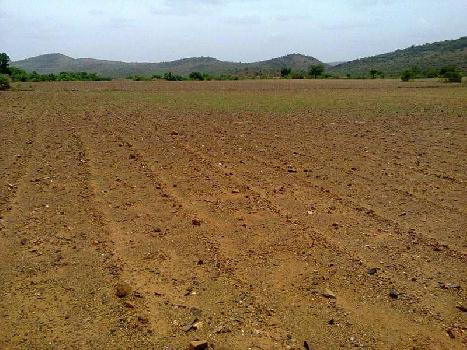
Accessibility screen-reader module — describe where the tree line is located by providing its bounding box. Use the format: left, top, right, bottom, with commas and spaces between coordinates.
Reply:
0, 51, 464, 90
400, 66, 463, 82
0, 52, 111, 89
128, 71, 240, 82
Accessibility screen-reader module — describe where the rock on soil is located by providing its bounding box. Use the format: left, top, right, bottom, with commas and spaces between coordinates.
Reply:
389, 289, 399, 299
189, 340, 208, 350
115, 282, 132, 298
322, 288, 336, 299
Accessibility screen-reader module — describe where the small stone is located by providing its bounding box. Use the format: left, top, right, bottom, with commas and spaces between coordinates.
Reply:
322, 288, 336, 299
192, 218, 202, 226
189, 340, 208, 350
231, 189, 240, 194
438, 282, 460, 289
389, 289, 399, 299
328, 319, 335, 325
171, 131, 179, 136
129, 154, 137, 160
456, 304, 467, 312
446, 328, 456, 339
303, 340, 311, 350
214, 325, 231, 334
367, 267, 378, 275
190, 307, 202, 317
123, 301, 135, 308
115, 282, 132, 298
20, 238, 28, 245
182, 318, 199, 332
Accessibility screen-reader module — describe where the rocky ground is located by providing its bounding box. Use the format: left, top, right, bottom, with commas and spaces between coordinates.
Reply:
0, 79, 466, 349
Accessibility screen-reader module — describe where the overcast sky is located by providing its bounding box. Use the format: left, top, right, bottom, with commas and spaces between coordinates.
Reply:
1, 0, 466, 63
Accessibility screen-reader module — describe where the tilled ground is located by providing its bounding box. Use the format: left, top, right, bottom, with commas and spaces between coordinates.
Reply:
0, 80, 466, 349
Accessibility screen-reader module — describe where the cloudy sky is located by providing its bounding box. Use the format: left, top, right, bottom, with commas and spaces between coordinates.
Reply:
1, 0, 466, 63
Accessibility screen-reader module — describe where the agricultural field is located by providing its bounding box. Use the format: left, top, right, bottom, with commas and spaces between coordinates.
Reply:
0, 79, 466, 349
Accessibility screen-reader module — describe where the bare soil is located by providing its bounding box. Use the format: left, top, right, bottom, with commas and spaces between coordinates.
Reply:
0, 79, 466, 349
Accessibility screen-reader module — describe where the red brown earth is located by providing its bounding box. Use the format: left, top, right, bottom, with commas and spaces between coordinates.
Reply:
0, 79, 466, 349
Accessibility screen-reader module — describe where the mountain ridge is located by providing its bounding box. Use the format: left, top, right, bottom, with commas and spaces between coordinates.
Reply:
12, 53, 323, 78
11, 36, 467, 78
329, 36, 467, 76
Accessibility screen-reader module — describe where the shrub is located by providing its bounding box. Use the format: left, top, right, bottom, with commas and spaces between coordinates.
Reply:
9, 67, 29, 82
0, 75, 11, 90
401, 69, 415, 82
424, 68, 439, 78
290, 71, 305, 79
280, 67, 291, 78
443, 70, 462, 82
440, 66, 463, 83
189, 72, 204, 81
0, 53, 10, 74
163, 72, 184, 81
308, 64, 325, 78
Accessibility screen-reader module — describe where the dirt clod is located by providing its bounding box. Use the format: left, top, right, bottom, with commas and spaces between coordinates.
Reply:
189, 340, 208, 350
115, 282, 132, 298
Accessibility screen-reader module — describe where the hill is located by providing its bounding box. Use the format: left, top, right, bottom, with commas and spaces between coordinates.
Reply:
330, 37, 467, 76
12, 53, 323, 78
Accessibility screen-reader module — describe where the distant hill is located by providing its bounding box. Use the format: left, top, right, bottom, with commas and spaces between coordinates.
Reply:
330, 37, 467, 76
12, 53, 323, 78
325, 61, 346, 67
12, 37, 466, 78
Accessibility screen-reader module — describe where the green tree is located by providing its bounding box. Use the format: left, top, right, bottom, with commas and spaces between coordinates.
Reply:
401, 69, 415, 82
424, 67, 439, 78
9, 67, 29, 82
280, 67, 291, 78
370, 69, 379, 79
189, 72, 204, 81
0, 75, 10, 90
0, 53, 10, 74
291, 71, 305, 79
440, 66, 463, 82
308, 64, 325, 79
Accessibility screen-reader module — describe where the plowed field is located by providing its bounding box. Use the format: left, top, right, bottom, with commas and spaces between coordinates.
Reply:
1, 79, 466, 349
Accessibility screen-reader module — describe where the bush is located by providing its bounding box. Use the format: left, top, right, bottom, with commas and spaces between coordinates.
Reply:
443, 70, 463, 82
308, 64, 325, 78
280, 67, 291, 78
424, 68, 439, 78
9, 67, 29, 82
440, 66, 463, 83
163, 72, 184, 81
0, 75, 11, 90
290, 71, 305, 79
0, 53, 10, 74
401, 69, 415, 82
189, 72, 204, 81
